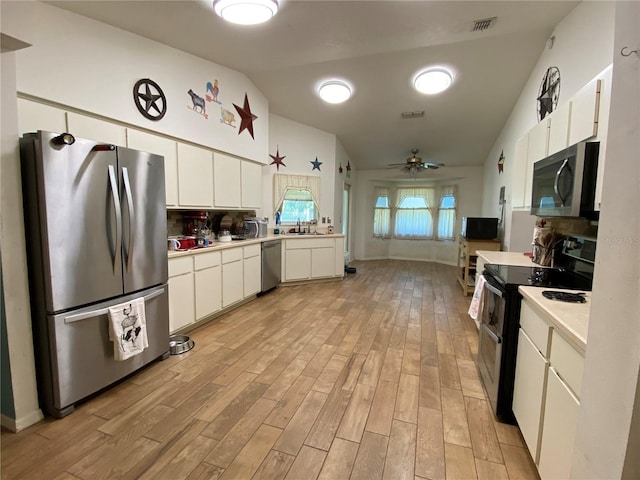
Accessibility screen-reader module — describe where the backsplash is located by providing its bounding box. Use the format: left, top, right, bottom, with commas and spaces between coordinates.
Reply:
167, 209, 257, 237
539, 217, 598, 238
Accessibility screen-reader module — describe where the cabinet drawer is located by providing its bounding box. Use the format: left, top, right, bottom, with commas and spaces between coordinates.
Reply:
243, 243, 261, 258
286, 238, 335, 249
520, 301, 552, 357
168, 256, 193, 277
194, 251, 221, 270
550, 330, 585, 398
222, 247, 243, 264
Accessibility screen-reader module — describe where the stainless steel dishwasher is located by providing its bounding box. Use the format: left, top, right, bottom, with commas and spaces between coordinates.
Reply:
261, 239, 281, 293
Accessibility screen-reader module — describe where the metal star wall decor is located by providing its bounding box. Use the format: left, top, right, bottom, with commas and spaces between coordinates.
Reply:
233, 93, 258, 139
339, 163, 343, 174
311, 157, 322, 171
498, 150, 505, 174
269, 147, 287, 171
133, 79, 167, 121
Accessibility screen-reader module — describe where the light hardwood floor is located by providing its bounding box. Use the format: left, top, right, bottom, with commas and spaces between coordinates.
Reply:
1, 260, 539, 480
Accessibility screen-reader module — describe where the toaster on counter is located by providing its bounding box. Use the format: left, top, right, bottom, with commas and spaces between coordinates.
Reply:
244, 218, 268, 238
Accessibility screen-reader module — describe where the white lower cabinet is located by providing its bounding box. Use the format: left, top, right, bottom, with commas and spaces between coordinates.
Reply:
243, 245, 261, 297
222, 248, 244, 308
282, 237, 344, 283
194, 251, 221, 320
513, 328, 549, 463
538, 367, 581, 480
168, 257, 195, 333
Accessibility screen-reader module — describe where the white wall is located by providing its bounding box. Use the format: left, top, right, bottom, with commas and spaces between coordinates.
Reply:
4, 1, 268, 163
353, 166, 484, 264
263, 114, 338, 229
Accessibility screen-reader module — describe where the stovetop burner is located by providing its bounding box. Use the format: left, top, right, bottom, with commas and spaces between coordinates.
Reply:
541, 290, 587, 303
484, 264, 593, 292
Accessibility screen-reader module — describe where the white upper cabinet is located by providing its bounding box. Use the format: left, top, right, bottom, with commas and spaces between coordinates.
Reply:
214, 153, 242, 208
524, 118, 549, 208
511, 134, 530, 209
17, 99, 67, 135
547, 102, 572, 156
126, 129, 178, 207
241, 160, 263, 209
177, 143, 214, 208
66, 112, 127, 146
568, 77, 601, 146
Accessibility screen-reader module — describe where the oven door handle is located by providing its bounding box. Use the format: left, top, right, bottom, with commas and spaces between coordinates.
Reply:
483, 279, 504, 298
481, 323, 502, 344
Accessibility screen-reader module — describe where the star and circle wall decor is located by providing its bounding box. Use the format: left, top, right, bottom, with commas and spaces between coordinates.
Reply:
233, 93, 258, 139
133, 79, 167, 121
537, 66, 560, 121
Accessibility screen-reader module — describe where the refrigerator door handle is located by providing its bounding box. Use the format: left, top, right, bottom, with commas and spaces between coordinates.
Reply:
108, 164, 122, 273
122, 167, 135, 271
64, 288, 165, 324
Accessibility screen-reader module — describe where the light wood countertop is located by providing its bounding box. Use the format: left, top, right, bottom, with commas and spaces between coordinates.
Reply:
518, 286, 591, 351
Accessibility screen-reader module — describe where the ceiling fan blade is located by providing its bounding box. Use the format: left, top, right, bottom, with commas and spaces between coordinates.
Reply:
387, 163, 408, 167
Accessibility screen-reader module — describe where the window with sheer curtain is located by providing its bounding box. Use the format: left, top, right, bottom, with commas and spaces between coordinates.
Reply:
394, 187, 435, 239
273, 174, 320, 223
437, 185, 457, 240
373, 187, 391, 238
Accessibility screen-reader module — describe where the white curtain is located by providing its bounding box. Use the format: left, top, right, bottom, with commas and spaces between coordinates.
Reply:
394, 187, 435, 239
273, 174, 321, 211
373, 187, 390, 237
437, 185, 457, 240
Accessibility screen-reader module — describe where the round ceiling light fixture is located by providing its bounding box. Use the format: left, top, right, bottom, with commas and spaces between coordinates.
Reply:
213, 0, 279, 25
318, 80, 352, 104
413, 67, 454, 95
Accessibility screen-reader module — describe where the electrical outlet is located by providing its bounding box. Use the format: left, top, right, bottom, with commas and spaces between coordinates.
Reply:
322, 217, 326, 224
327, 217, 332, 224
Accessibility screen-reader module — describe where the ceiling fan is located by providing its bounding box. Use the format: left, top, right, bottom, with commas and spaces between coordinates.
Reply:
387, 149, 445, 174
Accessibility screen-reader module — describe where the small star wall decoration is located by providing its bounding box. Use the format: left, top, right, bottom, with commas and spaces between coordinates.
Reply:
311, 157, 322, 171
233, 93, 258, 139
339, 163, 343, 174
498, 150, 505, 174
269, 147, 287, 171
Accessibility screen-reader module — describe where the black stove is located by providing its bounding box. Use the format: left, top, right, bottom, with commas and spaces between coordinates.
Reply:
484, 264, 593, 292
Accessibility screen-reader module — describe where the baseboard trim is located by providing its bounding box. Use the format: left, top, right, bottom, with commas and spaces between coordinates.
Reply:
356, 256, 457, 267
1, 408, 44, 432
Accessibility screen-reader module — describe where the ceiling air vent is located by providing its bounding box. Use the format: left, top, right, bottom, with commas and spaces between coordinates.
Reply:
472, 17, 497, 32
401, 111, 425, 119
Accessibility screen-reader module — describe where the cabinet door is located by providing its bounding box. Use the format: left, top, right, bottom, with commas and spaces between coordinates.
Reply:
513, 328, 549, 464
66, 112, 127, 146
241, 160, 262, 208
311, 247, 336, 278
525, 119, 549, 208
547, 102, 571, 156
243, 254, 261, 297
538, 367, 580, 480
511, 134, 529, 208
214, 153, 241, 208
168, 272, 195, 333
593, 66, 613, 211
177, 143, 214, 207
195, 265, 221, 320
334, 237, 345, 276
285, 249, 311, 281
569, 78, 600, 145
17, 99, 67, 135
222, 260, 243, 307
127, 129, 178, 206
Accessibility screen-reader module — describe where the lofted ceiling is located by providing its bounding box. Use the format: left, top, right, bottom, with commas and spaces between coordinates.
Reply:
47, 0, 579, 173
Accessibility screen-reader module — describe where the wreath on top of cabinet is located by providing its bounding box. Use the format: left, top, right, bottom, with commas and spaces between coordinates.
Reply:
537, 66, 560, 122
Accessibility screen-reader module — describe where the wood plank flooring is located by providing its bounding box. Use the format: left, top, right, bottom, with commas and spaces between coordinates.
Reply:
1, 260, 539, 480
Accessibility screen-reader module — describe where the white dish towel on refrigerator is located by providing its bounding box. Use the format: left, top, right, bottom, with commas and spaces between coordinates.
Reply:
108, 297, 149, 361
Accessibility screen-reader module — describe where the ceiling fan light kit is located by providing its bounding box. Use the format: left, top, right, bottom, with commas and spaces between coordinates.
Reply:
318, 80, 352, 104
413, 67, 454, 95
213, 0, 279, 25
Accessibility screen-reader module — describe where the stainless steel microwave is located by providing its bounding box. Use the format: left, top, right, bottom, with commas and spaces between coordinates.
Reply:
530, 141, 599, 218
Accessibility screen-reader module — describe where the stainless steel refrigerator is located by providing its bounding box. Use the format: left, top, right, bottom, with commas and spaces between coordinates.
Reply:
20, 130, 170, 418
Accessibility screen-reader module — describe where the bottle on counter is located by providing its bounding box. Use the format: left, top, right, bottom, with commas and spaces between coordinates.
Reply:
274, 211, 281, 235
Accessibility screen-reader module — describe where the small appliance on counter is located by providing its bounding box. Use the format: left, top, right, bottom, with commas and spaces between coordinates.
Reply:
462, 217, 498, 239
243, 217, 268, 238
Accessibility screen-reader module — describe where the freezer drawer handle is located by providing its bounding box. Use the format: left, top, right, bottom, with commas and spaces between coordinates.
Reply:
63, 288, 164, 324
122, 167, 135, 271
108, 165, 122, 274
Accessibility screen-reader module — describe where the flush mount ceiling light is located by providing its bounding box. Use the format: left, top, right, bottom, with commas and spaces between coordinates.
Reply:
213, 0, 279, 25
413, 67, 454, 95
318, 81, 352, 104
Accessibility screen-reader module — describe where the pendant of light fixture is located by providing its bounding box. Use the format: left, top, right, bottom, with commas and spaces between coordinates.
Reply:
213, 0, 279, 25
